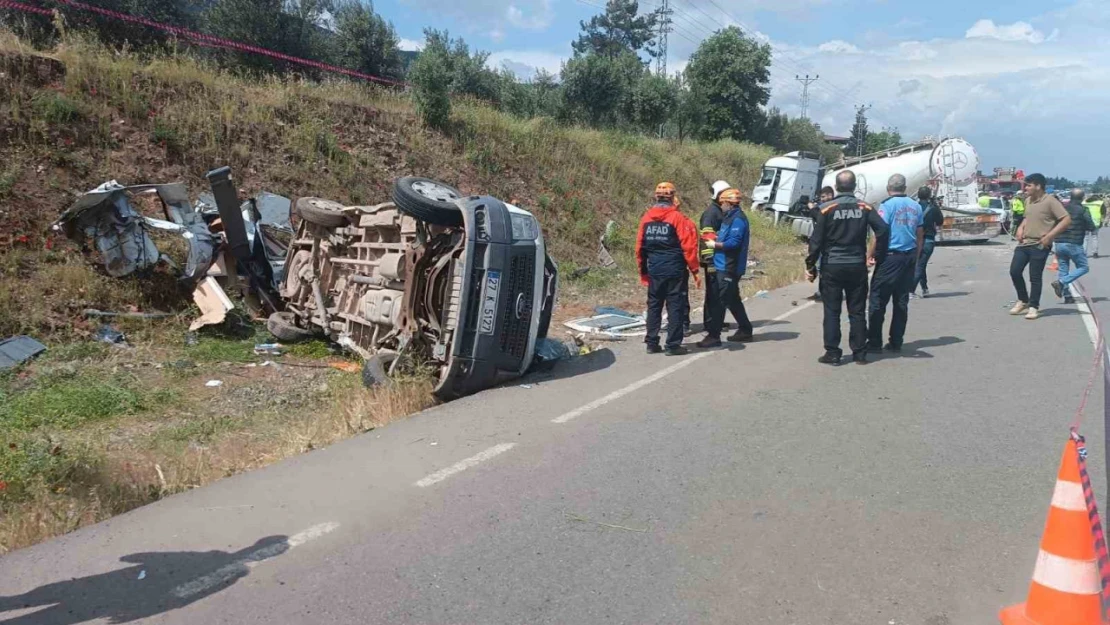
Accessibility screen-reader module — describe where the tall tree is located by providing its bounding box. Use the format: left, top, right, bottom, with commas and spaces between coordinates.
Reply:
845, 107, 869, 157
204, 0, 287, 71
331, 0, 402, 80
560, 50, 644, 127
283, 0, 333, 60
864, 126, 902, 154
572, 0, 661, 61
683, 26, 771, 141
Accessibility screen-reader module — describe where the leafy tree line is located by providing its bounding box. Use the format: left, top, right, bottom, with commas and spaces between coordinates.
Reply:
2, 0, 847, 161
1, 0, 406, 80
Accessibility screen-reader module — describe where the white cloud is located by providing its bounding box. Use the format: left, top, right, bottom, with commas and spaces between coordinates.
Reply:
398, 38, 424, 52
506, 0, 553, 30
489, 29, 506, 43
486, 50, 566, 79
817, 40, 860, 54
965, 19, 1047, 43
762, 6, 1110, 178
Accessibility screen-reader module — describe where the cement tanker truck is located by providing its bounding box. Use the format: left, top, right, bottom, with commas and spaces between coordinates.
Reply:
759, 137, 1002, 243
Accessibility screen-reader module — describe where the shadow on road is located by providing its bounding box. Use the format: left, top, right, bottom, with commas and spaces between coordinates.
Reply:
1038, 308, 1081, 317
870, 336, 965, 360
0, 535, 289, 625
921, 291, 970, 299
526, 348, 617, 383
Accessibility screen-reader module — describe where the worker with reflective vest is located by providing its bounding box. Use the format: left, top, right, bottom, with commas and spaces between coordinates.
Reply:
1083, 195, 1104, 258
1011, 194, 1025, 239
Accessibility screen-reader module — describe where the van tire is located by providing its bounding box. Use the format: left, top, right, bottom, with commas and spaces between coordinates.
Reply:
267, 311, 315, 342
391, 177, 464, 227
361, 352, 398, 388
296, 197, 350, 228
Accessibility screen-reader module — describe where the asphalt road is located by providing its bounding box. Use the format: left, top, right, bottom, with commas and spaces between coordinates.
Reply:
2, 238, 1108, 625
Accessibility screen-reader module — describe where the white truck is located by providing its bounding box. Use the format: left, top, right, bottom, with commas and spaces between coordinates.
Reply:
758, 138, 1002, 243
751, 151, 822, 216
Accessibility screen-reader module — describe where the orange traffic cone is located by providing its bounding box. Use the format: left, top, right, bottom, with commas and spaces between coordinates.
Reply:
1000, 439, 1104, 625
1049, 255, 1059, 271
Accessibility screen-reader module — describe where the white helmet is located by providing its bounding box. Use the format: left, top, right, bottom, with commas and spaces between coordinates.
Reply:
711, 180, 731, 200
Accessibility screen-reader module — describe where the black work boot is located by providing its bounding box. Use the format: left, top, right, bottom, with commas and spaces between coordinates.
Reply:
852, 352, 869, 365
818, 351, 841, 365
866, 341, 883, 353
1052, 280, 1064, 298
646, 343, 663, 354
884, 342, 902, 352
696, 336, 722, 348
665, 345, 689, 356
727, 331, 754, 343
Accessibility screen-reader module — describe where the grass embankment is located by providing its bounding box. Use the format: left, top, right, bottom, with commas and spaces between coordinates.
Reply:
0, 33, 800, 551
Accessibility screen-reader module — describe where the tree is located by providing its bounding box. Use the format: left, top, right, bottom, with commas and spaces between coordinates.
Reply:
204, 0, 288, 71
683, 26, 771, 142
572, 0, 661, 61
864, 126, 902, 154
331, 0, 402, 80
421, 29, 501, 104
749, 107, 788, 150
781, 117, 842, 164
1045, 176, 1077, 189
629, 73, 676, 133
409, 31, 452, 129
560, 51, 643, 127
845, 107, 869, 157
283, 0, 333, 60
669, 71, 704, 143
11, 0, 196, 49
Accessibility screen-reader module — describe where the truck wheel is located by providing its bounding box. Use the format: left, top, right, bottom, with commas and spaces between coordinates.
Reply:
361, 352, 398, 389
267, 311, 315, 342
391, 177, 464, 227
295, 197, 349, 228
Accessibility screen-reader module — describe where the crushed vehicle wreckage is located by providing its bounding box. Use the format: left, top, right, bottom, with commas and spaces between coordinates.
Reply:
53, 170, 559, 399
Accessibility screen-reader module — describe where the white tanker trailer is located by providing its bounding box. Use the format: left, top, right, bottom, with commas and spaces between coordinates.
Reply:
758, 137, 1002, 243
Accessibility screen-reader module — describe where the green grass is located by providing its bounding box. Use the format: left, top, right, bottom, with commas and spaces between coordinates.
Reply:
285, 339, 334, 359
0, 370, 178, 431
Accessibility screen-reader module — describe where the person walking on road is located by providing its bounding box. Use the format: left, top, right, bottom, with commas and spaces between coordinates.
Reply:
1010, 193, 1025, 240
1083, 193, 1104, 258
698, 188, 754, 348
1010, 173, 1071, 320
913, 186, 944, 298
867, 174, 924, 353
636, 182, 701, 355
805, 171, 890, 365
698, 181, 730, 333
1051, 189, 1097, 304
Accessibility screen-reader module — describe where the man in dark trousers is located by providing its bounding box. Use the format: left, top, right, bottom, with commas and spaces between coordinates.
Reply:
805, 171, 889, 365
867, 174, 924, 352
698, 180, 731, 332
1010, 173, 1070, 320
912, 186, 945, 298
636, 182, 701, 355
698, 188, 754, 347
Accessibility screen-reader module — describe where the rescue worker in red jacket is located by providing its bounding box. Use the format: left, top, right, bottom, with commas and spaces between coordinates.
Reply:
636, 182, 701, 355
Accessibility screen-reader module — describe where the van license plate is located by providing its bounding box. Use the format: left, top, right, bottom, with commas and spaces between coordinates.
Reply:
479, 270, 501, 335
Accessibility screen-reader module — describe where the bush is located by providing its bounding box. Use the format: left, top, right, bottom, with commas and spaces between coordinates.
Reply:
409, 44, 451, 129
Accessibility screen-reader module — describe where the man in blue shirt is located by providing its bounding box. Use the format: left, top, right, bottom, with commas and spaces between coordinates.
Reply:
698, 188, 754, 347
867, 174, 924, 352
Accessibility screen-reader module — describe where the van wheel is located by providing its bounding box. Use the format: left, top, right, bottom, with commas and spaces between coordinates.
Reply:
361, 352, 399, 388
296, 197, 349, 228
267, 311, 315, 342
392, 177, 464, 227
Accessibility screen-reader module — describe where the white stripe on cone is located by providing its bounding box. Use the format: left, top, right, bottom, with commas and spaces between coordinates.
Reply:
1031, 549, 1101, 595
1050, 479, 1088, 512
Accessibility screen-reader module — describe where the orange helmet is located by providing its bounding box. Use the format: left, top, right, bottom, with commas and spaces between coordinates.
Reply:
718, 188, 742, 205
654, 182, 676, 201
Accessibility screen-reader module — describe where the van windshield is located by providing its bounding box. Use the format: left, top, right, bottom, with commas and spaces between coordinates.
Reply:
758, 167, 777, 186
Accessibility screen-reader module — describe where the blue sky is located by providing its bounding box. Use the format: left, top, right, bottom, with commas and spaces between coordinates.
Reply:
373, 0, 1109, 180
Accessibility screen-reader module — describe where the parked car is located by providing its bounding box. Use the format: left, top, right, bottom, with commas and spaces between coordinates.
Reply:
270, 177, 558, 399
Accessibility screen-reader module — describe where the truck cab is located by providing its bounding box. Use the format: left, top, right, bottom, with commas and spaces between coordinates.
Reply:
751, 151, 821, 215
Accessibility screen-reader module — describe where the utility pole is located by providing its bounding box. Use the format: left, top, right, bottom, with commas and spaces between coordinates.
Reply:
795, 74, 819, 119
656, 0, 671, 76
853, 103, 872, 157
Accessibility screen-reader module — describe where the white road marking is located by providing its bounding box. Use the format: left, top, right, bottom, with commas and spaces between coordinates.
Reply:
171, 522, 340, 599
551, 353, 711, 423
551, 301, 819, 425
415, 443, 516, 487
1071, 284, 1102, 353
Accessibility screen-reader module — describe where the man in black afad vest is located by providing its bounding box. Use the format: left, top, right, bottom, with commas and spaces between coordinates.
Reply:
805, 170, 890, 365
